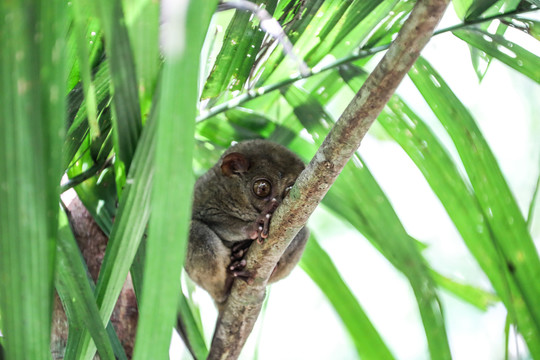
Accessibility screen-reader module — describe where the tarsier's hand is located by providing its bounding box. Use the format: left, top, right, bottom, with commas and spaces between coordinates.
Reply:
248, 198, 279, 244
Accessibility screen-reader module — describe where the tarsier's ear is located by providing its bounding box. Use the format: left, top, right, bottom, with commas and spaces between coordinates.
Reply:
221, 152, 250, 176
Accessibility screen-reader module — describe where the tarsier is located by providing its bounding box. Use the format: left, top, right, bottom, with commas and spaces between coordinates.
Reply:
185, 139, 309, 310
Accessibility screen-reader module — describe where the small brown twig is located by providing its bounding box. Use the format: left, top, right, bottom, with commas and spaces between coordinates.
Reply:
207, 0, 451, 358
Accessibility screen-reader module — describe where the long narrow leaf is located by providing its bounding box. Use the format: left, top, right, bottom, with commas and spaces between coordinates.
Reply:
76, 105, 156, 360
305, 0, 388, 63
429, 270, 499, 311
281, 85, 452, 359
454, 28, 540, 84
68, 165, 117, 236
0, 1, 66, 358
362, 1, 415, 49
459, 0, 520, 81
177, 293, 208, 360
341, 64, 512, 306
410, 57, 540, 355
71, 0, 100, 139
64, 61, 111, 170
465, 0, 499, 20
379, 94, 520, 305
66, 8, 103, 92
123, 0, 160, 114
132, 2, 219, 358
256, 0, 325, 83
96, 0, 142, 171
202, 0, 278, 99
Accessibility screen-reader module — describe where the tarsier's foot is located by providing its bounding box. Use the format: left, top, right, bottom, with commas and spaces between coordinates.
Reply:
227, 240, 254, 284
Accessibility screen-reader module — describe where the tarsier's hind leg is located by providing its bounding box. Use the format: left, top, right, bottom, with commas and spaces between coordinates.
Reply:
185, 220, 231, 304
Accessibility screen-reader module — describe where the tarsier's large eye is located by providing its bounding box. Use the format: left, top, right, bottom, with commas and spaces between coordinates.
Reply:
252, 179, 272, 198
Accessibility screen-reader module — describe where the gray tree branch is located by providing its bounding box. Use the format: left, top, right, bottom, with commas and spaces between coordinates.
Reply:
207, 0, 451, 358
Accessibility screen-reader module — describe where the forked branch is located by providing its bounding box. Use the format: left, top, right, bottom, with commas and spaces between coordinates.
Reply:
208, 0, 451, 358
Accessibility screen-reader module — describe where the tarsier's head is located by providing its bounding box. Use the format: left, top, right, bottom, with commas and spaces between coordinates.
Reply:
219, 140, 305, 214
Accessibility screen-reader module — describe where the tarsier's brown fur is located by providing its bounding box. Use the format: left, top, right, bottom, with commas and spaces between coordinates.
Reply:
185, 140, 309, 310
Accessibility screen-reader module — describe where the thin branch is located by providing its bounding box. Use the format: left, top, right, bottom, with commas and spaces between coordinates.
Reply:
197, 6, 538, 122
60, 156, 114, 193
431, 6, 538, 35
207, 0, 451, 358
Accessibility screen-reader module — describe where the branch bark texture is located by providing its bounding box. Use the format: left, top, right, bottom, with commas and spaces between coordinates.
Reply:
208, 0, 450, 358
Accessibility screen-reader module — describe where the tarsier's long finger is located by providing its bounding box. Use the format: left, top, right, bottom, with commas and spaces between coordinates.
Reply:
233, 270, 254, 284
261, 213, 271, 238
252, 197, 281, 244
228, 259, 247, 271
